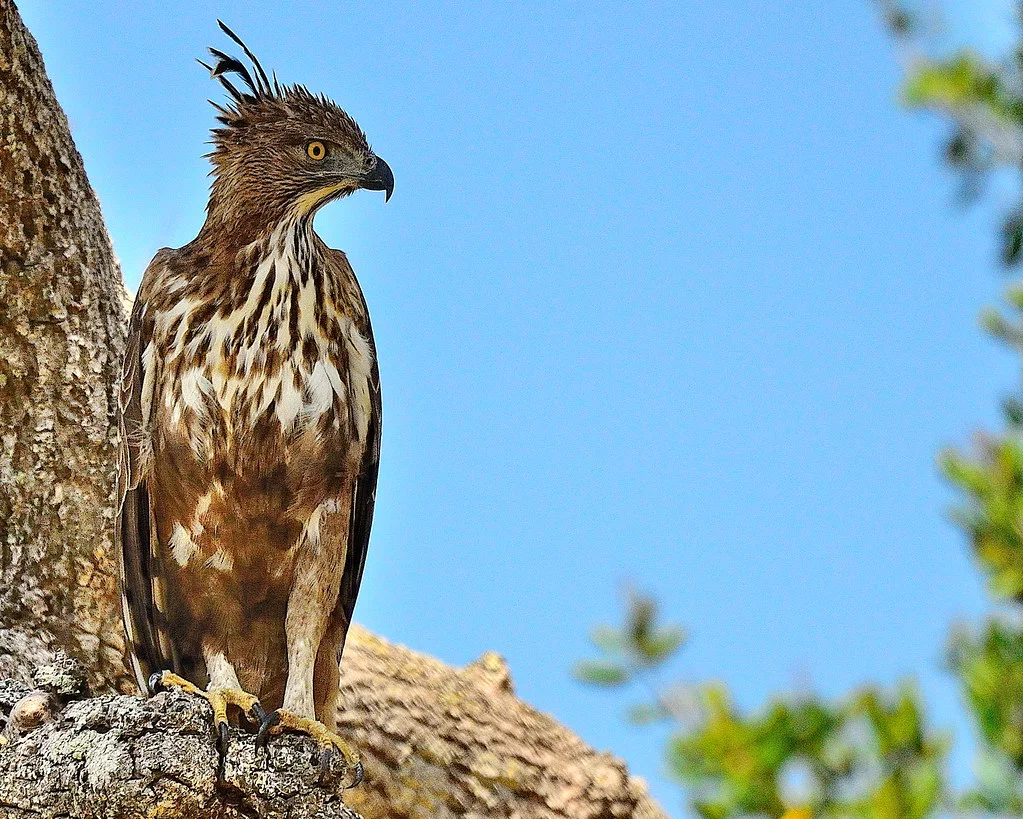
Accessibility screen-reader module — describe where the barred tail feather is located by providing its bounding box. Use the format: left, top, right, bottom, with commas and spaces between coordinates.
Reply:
119, 482, 177, 692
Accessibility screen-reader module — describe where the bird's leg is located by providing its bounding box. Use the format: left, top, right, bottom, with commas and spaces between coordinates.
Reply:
257, 543, 362, 788
202, 650, 265, 761
258, 653, 363, 788
313, 619, 345, 731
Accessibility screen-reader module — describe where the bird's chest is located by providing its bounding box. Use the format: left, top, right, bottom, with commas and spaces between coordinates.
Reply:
148, 248, 373, 470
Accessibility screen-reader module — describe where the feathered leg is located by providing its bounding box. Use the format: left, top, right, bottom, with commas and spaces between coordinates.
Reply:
256, 503, 362, 788
313, 618, 346, 731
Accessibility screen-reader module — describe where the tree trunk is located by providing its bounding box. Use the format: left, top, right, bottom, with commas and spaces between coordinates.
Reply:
0, 3, 668, 818
0, 0, 129, 692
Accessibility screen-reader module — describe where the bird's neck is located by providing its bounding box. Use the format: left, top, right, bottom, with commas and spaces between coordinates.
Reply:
181, 197, 326, 320
197, 172, 317, 259
197, 199, 315, 268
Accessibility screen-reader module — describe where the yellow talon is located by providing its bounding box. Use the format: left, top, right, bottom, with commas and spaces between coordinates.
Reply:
150, 671, 204, 697
257, 709, 363, 788
206, 687, 263, 727
150, 671, 264, 729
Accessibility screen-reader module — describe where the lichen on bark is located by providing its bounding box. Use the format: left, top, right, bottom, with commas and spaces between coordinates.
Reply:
0, 686, 363, 818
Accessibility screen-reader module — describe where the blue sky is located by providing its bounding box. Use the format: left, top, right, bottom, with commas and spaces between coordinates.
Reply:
18, 0, 1023, 813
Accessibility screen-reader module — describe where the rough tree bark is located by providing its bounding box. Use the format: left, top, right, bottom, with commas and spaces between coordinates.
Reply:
0, 3, 668, 818
0, 654, 363, 818
0, 0, 128, 692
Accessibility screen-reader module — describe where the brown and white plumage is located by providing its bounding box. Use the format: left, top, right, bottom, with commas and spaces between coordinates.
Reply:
115, 23, 391, 771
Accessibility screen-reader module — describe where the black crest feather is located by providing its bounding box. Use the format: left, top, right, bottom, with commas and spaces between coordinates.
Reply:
201, 21, 276, 104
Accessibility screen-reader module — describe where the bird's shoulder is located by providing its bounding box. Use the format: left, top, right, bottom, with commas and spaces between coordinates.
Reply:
119, 248, 181, 406
322, 243, 351, 271
318, 243, 375, 336
117, 251, 176, 499
320, 242, 357, 290
138, 247, 182, 295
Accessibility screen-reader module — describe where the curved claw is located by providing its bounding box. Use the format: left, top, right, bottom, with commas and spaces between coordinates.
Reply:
317, 745, 364, 789
216, 722, 230, 780
347, 759, 365, 790
251, 701, 267, 724
147, 672, 166, 695
258, 708, 362, 788
255, 709, 280, 752
317, 746, 334, 782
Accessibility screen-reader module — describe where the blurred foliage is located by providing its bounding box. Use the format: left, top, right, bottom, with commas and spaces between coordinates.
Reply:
670, 683, 945, 819
576, 3, 1023, 817
948, 619, 1023, 764
902, 54, 1022, 124
887, 1, 1023, 264
943, 429, 1023, 601
577, 595, 946, 818
575, 591, 686, 690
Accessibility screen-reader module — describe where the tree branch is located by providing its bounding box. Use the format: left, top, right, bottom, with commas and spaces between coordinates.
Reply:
0, 692, 363, 818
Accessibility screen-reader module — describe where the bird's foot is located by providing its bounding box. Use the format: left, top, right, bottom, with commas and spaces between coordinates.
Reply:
148, 672, 265, 769
148, 670, 204, 698
256, 708, 363, 789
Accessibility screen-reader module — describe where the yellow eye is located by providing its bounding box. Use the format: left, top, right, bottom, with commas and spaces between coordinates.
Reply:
306, 141, 326, 161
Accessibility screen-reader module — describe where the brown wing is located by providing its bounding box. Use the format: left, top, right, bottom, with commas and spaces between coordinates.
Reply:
330, 248, 382, 657
116, 251, 176, 692
337, 337, 382, 651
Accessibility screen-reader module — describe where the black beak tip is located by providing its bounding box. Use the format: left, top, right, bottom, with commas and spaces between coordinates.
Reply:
363, 156, 395, 203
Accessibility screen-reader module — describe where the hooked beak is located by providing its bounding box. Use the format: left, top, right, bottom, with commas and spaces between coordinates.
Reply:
361, 156, 394, 202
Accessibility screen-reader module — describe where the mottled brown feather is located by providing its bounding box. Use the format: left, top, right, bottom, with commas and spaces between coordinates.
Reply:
335, 249, 382, 644
117, 253, 176, 689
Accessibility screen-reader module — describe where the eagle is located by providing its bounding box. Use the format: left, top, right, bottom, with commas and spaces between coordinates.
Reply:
116, 22, 392, 785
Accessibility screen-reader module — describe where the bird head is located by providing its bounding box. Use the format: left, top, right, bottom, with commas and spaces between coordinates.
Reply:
201, 22, 393, 230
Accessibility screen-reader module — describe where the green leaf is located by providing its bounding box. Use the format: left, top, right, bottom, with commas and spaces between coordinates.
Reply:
904, 55, 988, 108
1001, 397, 1023, 427
1003, 213, 1023, 266
573, 660, 629, 687
589, 625, 625, 655
625, 591, 658, 647
637, 625, 687, 664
